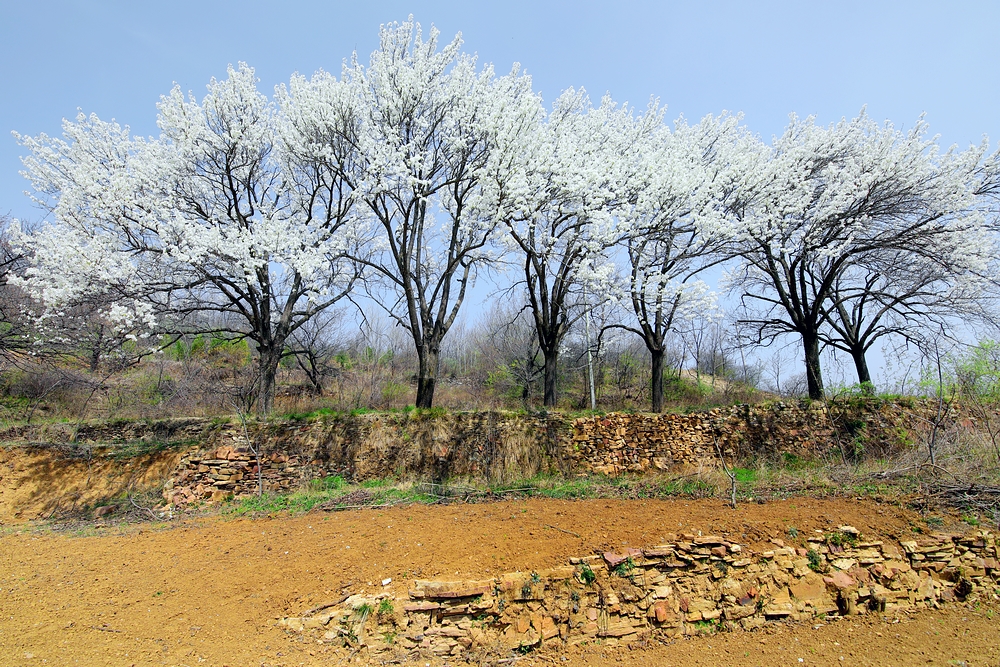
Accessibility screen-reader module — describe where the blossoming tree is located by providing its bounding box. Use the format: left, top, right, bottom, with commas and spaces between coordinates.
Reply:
711, 110, 997, 399
340, 18, 543, 408
496, 90, 655, 406
15, 64, 365, 414
610, 114, 745, 411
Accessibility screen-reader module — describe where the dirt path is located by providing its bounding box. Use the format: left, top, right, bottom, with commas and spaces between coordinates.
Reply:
1, 497, 997, 666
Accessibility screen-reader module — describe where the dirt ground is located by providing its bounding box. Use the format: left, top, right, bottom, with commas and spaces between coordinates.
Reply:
1, 497, 999, 667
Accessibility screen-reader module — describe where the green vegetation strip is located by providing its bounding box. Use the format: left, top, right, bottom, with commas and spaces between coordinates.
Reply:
221, 458, 999, 528
224, 472, 762, 517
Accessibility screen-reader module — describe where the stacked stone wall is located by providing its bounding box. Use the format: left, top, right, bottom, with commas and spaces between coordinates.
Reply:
567, 399, 948, 475
161, 399, 966, 505
279, 527, 1000, 660
164, 412, 570, 504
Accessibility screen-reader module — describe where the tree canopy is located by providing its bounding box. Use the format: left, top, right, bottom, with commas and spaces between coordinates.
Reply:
10, 19, 1000, 412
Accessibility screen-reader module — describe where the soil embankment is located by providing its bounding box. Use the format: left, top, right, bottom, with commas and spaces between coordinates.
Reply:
0, 399, 958, 521
0, 445, 183, 524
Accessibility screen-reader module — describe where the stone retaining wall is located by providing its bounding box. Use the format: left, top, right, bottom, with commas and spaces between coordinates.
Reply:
279, 527, 999, 661
567, 399, 949, 475
164, 399, 951, 506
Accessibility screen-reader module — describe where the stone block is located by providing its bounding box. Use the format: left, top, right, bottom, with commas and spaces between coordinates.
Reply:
600, 623, 639, 638
762, 589, 794, 616
409, 580, 492, 600
824, 571, 856, 590
790, 576, 825, 602
830, 557, 857, 571
723, 603, 756, 620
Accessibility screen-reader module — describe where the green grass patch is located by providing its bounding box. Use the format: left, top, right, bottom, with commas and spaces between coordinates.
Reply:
307, 475, 348, 492
225, 477, 442, 516
223, 471, 738, 518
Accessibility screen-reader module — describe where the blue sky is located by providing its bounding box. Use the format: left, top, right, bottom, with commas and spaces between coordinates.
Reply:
2, 0, 997, 224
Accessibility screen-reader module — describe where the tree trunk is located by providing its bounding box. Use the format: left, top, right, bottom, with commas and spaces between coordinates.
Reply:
850, 347, 874, 391
802, 332, 824, 400
257, 345, 281, 417
650, 348, 665, 413
89, 324, 104, 373
415, 346, 440, 409
543, 348, 559, 407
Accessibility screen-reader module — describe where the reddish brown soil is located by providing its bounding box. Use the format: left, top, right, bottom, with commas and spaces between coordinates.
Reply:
1, 497, 998, 666
0, 446, 182, 523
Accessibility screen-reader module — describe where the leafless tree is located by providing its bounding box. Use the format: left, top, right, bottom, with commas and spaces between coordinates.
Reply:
286, 308, 346, 396
474, 299, 543, 405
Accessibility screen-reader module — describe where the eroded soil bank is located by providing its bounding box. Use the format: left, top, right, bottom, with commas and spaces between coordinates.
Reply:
0, 445, 183, 524
1, 497, 998, 666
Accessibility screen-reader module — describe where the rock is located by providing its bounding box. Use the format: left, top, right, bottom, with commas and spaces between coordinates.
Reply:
724, 603, 756, 620
824, 571, 856, 590
830, 558, 857, 571
426, 627, 466, 638
537, 615, 558, 640
789, 576, 826, 602
643, 546, 675, 558
763, 588, 794, 616
409, 580, 492, 599
600, 623, 638, 638
603, 549, 641, 568
280, 617, 305, 632
651, 600, 675, 623
653, 585, 673, 599
916, 575, 935, 600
